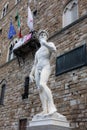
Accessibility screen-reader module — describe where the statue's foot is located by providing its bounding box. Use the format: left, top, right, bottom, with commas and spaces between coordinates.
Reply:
36, 110, 48, 117
57, 113, 66, 118
47, 109, 57, 115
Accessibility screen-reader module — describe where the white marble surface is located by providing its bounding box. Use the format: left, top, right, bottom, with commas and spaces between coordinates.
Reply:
30, 112, 70, 127
29, 30, 57, 116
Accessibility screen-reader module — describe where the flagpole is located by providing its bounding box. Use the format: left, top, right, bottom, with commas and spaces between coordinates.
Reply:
28, 0, 29, 5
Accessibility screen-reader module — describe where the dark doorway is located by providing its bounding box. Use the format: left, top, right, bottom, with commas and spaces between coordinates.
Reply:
19, 119, 27, 130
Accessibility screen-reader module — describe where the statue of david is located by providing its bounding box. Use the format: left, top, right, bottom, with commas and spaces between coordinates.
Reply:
29, 30, 57, 116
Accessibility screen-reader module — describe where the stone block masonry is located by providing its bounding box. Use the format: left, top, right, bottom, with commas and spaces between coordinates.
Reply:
0, 0, 87, 130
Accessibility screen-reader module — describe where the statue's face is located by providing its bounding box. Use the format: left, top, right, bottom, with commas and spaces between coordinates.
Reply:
39, 32, 48, 41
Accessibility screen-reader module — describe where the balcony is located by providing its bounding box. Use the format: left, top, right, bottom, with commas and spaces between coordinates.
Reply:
13, 32, 40, 65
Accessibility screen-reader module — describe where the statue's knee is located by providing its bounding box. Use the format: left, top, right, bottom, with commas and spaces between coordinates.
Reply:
39, 82, 44, 91
40, 82, 44, 87
38, 87, 43, 93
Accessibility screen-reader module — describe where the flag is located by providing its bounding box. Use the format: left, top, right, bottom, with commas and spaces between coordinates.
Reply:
17, 12, 22, 38
8, 20, 16, 39
27, 6, 34, 31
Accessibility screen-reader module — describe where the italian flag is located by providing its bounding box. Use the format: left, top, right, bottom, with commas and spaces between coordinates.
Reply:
17, 12, 22, 38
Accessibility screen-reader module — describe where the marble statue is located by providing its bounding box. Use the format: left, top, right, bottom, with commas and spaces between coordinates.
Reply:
29, 30, 70, 129
29, 30, 57, 116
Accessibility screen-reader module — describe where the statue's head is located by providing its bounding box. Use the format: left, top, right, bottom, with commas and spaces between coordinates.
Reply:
38, 30, 49, 41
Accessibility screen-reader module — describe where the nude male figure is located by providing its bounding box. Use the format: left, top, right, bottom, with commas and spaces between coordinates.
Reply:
29, 30, 57, 116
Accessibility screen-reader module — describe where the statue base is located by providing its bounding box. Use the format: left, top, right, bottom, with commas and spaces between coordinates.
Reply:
29, 112, 71, 130
29, 124, 71, 130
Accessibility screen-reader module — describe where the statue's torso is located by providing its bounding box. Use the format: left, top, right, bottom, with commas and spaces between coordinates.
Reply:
36, 46, 51, 69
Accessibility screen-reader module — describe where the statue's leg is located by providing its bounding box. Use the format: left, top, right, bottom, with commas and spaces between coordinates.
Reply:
40, 65, 57, 114
35, 69, 48, 115
35, 68, 40, 88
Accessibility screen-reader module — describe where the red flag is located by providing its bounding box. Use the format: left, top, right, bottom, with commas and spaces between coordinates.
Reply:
18, 27, 22, 38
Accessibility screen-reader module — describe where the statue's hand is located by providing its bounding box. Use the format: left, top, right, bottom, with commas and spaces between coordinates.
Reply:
40, 39, 46, 45
29, 74, 35, 83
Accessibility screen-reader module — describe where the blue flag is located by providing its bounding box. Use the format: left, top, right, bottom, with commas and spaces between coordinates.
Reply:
8, 20, 16, 39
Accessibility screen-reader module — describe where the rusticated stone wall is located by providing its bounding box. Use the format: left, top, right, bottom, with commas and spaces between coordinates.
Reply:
0, 0, 87, 130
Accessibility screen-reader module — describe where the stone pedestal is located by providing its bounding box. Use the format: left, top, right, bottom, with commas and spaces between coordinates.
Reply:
29, 124, 71, 130
29, 112, 71, 130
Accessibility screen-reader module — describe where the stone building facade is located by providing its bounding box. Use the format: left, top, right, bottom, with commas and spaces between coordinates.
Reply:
0, 0, 87, 130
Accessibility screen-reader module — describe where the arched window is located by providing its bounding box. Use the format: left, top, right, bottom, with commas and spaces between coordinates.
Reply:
0, 84, 6, 105
63, 0, 78, 27
1, 2, 9, 18
0, 79, 6, 105
7, 38, 18, 61
15, 0, 21, 5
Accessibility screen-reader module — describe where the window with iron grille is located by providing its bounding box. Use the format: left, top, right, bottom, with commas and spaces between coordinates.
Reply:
22, 76, 29, 99
56, 44, 87, 76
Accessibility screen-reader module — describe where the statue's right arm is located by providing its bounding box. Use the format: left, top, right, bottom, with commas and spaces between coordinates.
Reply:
29, 55, 37, 82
